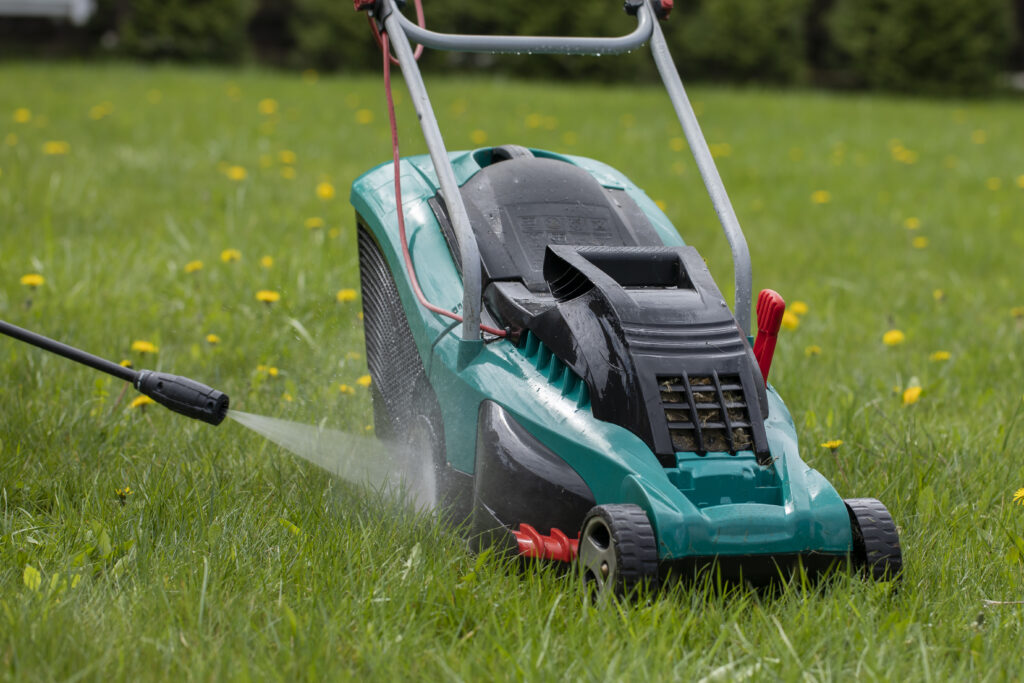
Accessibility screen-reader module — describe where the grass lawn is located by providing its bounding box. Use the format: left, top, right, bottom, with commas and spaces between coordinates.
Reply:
2, 61, 1024, 680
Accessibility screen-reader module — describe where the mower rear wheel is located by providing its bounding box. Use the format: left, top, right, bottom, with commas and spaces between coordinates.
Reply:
845, 498, 902, 581
578, 504, 659, 600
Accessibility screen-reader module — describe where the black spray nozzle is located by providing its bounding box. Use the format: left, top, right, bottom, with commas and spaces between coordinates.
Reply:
134, 370, 230, 426
1, 319, 230, 427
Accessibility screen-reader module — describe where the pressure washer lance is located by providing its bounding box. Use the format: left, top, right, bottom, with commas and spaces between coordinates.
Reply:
0, 319, 229, 426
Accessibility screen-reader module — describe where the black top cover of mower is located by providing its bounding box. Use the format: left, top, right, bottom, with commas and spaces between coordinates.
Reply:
431, 152, 770, 466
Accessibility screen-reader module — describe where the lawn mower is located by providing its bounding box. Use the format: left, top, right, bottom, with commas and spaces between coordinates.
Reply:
352, 0, 902, 595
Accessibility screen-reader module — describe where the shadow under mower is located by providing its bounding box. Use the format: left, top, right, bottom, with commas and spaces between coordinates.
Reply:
351, 0, 902, 596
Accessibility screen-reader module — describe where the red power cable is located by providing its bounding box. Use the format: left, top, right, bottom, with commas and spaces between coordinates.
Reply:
381, 30, 507, 339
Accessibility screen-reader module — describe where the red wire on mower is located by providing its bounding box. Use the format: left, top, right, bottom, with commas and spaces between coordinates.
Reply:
381, 30, 507, 339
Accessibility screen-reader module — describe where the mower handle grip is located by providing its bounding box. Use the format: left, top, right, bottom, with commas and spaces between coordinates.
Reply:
390, 2, 653, 56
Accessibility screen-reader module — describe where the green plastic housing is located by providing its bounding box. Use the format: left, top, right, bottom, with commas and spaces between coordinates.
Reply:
350, 149, 852, 561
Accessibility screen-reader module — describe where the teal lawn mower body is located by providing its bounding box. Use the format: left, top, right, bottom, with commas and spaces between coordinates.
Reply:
350, 0, 901, 594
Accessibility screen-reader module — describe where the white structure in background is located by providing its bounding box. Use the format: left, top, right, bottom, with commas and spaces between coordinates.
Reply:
0, 0, 95, 25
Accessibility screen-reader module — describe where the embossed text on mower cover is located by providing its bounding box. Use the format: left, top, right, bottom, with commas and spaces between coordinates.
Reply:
351, 0, 901, 596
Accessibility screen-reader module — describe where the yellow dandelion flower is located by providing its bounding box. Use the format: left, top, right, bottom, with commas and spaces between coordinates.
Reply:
23, 565, 41, 591
345, 351, 362, 360
305, 216, 325, 230
525, 113, 543, 129
709, 143, 732, 158
358, 311, 364, 321
986, 177, 1002, 191
119, 359, 133, 368
328, 228, 341, 239
206, 334, 221, 345
282, 392, 294, 402
130, 395, 155, 408
88, 103, 113, 120
971, 129, 986, 145
470, 129, 488, 145
902, 386, 922, 405
184, 260, 203, 274
781, 311, 800, 330
336, 288, 357, 303
1016, 174, 1024, 189
279, 149, 297, 165
903, 217, 921, 230
820, 439, 843, 450
258, 98, 279, 115
912, 236, 929, 249
20, 273, 44, 287
221, 248, 242, 263
365, 424, 374, 432
116, 486, 133, 500
669, 137, 686, 152
805, 344, 822, 357
339, 384, 355, 395
226, 84, 242, 100
355, 108, 374, 125
316, 181, 335, 200
5, 133, 17, 146
811, 190, 831, 205
1011, 306, 1024, 319
356, 374, 372, 388
655, 199, 667, 211
1013, 488, 1024, 506
890, 145, 918, 164
882, 329, 905, 346
13, 108, 32, 123
790, 301, 809, 316
260, 255, 274, 268
933, 289, 945, 302
267, 366, 279, 377
226, 165, 247, 181
131, 340, 158, 354
256, 290, 281, 304
281, 166, 296, 179
929, 350, 951, 362
42, 141, 70, 155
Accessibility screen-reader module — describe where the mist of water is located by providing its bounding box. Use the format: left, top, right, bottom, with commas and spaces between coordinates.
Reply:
227, 409, 437, 510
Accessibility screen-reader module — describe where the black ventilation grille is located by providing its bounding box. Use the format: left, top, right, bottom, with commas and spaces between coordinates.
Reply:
658, 372, 754, 455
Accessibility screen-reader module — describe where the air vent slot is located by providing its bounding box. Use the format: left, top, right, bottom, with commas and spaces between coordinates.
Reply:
658, 371, 753, 455
518, 331, 590, 409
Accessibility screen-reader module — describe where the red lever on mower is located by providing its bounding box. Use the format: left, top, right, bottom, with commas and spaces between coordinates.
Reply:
753, 289, 786, 385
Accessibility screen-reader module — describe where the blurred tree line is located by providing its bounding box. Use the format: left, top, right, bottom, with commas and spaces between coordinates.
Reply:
2, 0, 1022, 95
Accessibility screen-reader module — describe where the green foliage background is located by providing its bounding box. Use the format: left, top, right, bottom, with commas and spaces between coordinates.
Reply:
828, 0, 1016, 95
26, 0, 1016, 95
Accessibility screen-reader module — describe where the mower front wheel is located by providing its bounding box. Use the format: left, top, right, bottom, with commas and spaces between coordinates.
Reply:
578, 504, 659, 600
845, 498, 902, 581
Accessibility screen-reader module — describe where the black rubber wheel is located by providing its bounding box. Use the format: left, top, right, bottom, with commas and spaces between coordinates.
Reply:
845, 498, 902, 581
578, 504, 659, 600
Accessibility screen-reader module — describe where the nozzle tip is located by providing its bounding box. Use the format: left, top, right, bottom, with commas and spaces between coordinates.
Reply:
135, 370, 230, 426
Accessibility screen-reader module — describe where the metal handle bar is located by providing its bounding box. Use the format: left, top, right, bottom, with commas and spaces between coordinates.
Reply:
392, 4, 653, 55
379, 0, 753, 340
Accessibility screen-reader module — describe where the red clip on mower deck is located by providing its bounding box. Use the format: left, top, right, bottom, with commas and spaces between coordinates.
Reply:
351, 0, 901, 596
